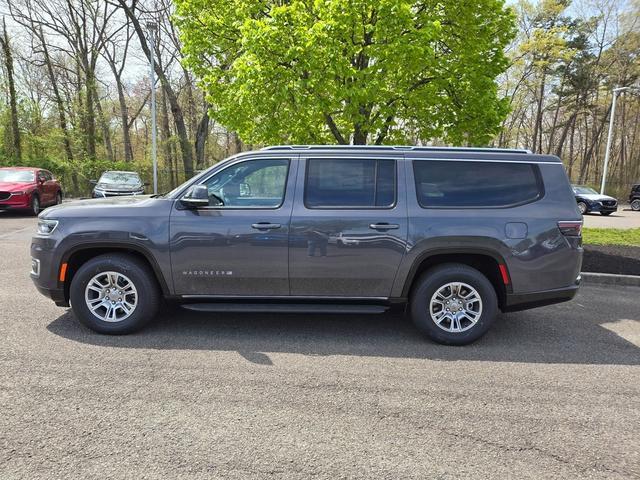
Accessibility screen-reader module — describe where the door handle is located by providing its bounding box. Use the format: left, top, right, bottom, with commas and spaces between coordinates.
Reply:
252, 223, 281, 230
369, 223, 399, 230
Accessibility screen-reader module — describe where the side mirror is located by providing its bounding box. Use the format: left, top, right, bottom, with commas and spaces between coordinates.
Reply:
89, 179, 98, 185
180, 185, 210, 208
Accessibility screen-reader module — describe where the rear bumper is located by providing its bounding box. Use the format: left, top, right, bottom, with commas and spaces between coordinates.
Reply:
502, 277, 581, 312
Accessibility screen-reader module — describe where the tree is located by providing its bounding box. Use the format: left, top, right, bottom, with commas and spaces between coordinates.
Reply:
0, 17, 21, 160
175, 0, 516, 145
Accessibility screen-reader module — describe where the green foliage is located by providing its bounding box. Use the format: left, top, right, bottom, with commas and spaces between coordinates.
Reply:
582, 228, 640, 247
175, 0, 516, 145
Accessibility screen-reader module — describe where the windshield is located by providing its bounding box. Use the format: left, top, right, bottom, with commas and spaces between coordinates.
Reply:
0, 169, 35, 182
99, 172, 141, 185
573, 186, 598, 195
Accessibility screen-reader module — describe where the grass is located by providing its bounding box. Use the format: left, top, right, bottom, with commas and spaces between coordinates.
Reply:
582, 228, 640, 247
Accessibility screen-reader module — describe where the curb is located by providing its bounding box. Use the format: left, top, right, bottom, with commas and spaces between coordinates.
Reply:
581, 272, 640, 287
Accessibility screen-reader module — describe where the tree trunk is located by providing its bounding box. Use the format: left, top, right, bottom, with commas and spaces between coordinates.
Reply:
532, 71, 546, 153
40, 28, 74, 164
112, 70, 133, 163
116, 0, 194, 177
195, 103, 210, 170
1, 19, 21, 161
84, 65, 97, 159
159, 88, 175, 188
94, 89, 114, 161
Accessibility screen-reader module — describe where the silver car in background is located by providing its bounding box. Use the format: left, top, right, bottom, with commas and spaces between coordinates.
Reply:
91, 171, 145, 198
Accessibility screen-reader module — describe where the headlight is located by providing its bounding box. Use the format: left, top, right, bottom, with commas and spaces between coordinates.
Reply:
37, 219, 59, 235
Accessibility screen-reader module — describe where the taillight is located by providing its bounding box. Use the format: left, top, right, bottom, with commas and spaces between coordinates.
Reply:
558, 221, 582, 237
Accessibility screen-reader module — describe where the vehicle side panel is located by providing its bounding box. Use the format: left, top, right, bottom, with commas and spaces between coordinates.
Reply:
392, 157, 582, 297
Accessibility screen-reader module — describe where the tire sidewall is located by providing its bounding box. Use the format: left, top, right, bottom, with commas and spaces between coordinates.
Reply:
632, 199, 640, 211
577, 202, 588, 215
410, 266, 498, 345
30, 195, 40, 216
69, 255, 159, 334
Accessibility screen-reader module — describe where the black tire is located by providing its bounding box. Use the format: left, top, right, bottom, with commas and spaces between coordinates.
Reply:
69, 253, 160, 334
631, 199, 640, 211
577, 201, 588, 215
55, 191, 63, 205
410, 263, 498, 346
601, 211, 613, 216
29, 194, 40, 216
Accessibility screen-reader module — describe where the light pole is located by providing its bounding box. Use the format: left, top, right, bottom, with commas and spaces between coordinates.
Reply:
147, 21, 158, 195
600, 86, 631, 195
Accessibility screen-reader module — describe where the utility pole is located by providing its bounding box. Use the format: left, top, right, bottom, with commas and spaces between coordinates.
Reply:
600, 87, 630, 195
147, 21, 158, 195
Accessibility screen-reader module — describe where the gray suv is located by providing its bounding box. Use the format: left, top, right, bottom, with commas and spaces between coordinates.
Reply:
31, 146, 583, 345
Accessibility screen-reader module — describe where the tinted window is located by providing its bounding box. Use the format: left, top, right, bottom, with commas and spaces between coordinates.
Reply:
305, 158, 396, 208
202, 158, 289, 208
413, 160, 542, 208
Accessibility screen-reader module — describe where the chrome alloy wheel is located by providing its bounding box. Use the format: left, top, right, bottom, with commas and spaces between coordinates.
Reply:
429, 282, 483, 333
84, 271, 138, 322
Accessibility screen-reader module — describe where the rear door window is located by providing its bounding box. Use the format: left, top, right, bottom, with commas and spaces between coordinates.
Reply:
413, 160, 542, 208
305, 158, 396, 208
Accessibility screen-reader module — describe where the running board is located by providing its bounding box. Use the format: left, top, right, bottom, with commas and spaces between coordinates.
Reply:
180, 303, 388, 314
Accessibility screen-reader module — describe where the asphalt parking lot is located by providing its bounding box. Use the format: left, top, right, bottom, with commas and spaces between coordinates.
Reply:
1, 212, 639, 479
582, 206, 640, 229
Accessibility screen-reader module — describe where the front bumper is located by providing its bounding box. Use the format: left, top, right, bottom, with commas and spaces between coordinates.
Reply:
0, 193, 30, 209
93, 189, 145, 198
502, 276, 581, 312
588, 203, 617, 213
30, 234, 69, 307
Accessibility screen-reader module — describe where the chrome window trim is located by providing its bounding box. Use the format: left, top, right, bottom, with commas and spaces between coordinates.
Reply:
182, 156, 293, 211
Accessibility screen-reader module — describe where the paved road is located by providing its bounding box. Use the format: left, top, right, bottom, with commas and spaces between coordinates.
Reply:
1, 213, 639, 479
582, 206, 639, 229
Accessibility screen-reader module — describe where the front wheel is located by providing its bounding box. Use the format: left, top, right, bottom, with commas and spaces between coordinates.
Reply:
69, 253, 160, 334
631, 199, 640, 211
410, 264, 498, 345
55, 191, 63, 205
577, 201, 588, 215
29, 195, 40, 216
601, 211, 613, 216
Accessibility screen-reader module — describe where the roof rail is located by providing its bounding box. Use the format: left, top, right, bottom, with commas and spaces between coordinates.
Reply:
260, 145, 533, 154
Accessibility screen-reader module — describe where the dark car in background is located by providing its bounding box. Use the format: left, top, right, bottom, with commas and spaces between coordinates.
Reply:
572, 185, 618, 215
0, 167, 62, 215
91, 171, 145, 198
630, 184, 640, 211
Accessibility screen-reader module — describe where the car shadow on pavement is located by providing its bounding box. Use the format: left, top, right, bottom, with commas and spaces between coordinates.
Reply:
46, 292, 640, 366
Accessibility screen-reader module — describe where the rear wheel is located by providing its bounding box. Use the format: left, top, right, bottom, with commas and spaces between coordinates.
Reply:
631, 199, 640, 211
69, 253, 160, 334
577, 201, 588, 215
410, 264, 498, 345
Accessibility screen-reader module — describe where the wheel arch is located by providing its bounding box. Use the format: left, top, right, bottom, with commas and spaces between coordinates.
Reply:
60, 243, 170, 303
401, 248, 511, 309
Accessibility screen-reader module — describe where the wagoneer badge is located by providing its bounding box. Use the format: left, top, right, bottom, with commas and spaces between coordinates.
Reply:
182, 270, 233, 276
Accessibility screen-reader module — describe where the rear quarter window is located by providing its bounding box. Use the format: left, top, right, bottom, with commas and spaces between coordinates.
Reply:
413, 160, 543, 208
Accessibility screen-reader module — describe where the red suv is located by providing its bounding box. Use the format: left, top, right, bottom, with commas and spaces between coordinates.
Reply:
0, 167, 62, 215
